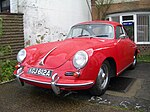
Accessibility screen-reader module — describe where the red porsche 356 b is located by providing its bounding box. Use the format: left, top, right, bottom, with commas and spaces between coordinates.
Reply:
14, 21, 138, 95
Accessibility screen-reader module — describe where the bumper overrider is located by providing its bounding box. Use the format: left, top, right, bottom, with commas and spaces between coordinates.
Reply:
15, 72, 94, 95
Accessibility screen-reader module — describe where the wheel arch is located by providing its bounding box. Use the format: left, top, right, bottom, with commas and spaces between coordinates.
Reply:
104, 57, 117, 78
135, 49, 138, 56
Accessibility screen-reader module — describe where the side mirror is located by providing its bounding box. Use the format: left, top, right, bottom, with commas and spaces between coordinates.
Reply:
59, 33, 67, 41
60, 33, 66, 37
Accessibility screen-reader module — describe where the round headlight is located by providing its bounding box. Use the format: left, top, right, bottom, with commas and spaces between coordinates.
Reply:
73, 50, 88, 69
17, 49, 26, 63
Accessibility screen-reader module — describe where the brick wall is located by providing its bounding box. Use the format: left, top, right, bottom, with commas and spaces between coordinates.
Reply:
107, 1, 139, 14
92, 0, 150, 20
107, 0, 150, 14
0, 13, 24, 60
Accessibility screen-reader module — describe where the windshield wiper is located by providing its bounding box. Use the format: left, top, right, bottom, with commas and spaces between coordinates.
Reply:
95, 35, 108, 37
69, 35, 94, 39
77, 35, 90, 37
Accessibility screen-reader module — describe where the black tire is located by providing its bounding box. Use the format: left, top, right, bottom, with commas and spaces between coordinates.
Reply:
89, 60, 111, 96
129, 53, 137, 70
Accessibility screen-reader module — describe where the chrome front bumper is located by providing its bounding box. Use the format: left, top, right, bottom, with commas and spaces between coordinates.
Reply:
15, 72, 94, 95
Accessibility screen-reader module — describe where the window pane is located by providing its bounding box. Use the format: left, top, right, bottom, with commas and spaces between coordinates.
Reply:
137, 14, 150, 42
111, 16, 120, 23
1, 0, 10, 13
116, 26, 123, 39
122, 15, 133, 21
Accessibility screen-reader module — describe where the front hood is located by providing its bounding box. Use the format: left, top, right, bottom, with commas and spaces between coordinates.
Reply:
24, 38, 114, 69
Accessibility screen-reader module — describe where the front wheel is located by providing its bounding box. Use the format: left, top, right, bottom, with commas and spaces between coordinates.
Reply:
89, 61, 111, 96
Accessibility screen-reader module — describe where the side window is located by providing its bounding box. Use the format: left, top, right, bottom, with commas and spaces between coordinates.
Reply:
116, 26, 127, 39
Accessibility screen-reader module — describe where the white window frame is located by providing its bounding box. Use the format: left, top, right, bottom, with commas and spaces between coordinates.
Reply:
107, 12, 150, 44
136, 12, 150, 45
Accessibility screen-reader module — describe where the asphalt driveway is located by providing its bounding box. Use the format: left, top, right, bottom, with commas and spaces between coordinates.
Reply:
0, 63, 150, 112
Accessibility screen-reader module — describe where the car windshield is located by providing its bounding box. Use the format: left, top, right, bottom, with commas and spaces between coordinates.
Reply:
67, 24, 114, 39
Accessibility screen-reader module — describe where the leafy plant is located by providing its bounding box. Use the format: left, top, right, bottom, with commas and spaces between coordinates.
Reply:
0, 60, 17, 83
0, 45, 16, 83
0, 45, 12, 56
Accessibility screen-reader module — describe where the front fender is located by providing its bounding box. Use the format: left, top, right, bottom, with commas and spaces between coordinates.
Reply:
80, 50, 107, 81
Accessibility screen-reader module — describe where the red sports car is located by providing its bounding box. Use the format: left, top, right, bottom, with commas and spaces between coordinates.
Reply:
14, 21, 138, 95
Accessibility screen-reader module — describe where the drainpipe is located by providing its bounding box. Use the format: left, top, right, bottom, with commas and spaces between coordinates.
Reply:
85, 0, 93, 20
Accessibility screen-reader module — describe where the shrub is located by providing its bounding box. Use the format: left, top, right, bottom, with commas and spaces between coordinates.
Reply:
0, 60, 17, 83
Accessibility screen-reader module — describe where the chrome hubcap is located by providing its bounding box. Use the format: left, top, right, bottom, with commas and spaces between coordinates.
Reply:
133, 55, 137, 65
99, 67, 108, 89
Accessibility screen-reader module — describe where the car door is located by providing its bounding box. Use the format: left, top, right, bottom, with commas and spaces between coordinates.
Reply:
115, 25, 133, 73
121, 26, 135, 65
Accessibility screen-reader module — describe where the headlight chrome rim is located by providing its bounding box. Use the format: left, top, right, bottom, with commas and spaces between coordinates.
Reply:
17, 49, 26, 63
73, 50, 88, 69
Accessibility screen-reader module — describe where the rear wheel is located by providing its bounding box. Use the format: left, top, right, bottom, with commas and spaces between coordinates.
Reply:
90, 60, 111, 96
129, 53, 137, 70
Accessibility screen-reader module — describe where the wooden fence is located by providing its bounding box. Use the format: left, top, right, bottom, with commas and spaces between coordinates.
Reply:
0, 13, 24, 60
